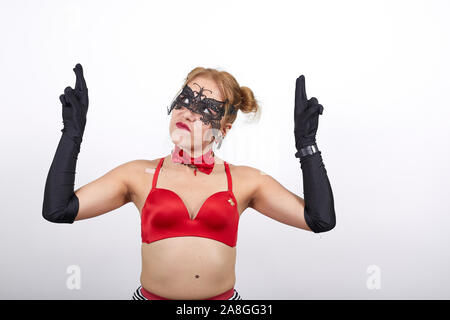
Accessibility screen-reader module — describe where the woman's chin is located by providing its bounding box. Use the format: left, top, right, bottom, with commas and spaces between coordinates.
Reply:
170, 132, 189, 145
171, 139, 210, 151
171, 138, 191, 150
170, 132, 212, 150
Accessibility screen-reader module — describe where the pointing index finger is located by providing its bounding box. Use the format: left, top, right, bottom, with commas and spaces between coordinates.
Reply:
295, 75, 308, 114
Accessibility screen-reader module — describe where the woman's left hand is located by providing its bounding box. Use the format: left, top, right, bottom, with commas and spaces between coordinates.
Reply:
294, 75, 324, 158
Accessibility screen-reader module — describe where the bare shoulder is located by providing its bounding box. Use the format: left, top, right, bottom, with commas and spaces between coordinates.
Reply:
104, 159, 157, 178
224, 162, 267, 209
226, 162, 264, 179
225, 161, 265, 190
120, 159, 160, 174
115, 158, 161, 194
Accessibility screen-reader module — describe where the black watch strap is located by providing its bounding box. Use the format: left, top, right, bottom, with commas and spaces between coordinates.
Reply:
296, 144, 320, 159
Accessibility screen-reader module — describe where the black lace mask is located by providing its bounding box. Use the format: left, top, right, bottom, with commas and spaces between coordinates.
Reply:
167, 83, 237, 130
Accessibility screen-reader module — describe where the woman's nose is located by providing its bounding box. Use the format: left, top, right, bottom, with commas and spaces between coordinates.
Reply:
181, 106, 199, 120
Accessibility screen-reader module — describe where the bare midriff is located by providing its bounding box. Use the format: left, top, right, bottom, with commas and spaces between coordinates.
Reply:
140, 237, 237, 299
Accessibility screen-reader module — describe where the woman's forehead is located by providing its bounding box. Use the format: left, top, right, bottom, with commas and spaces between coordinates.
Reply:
187, 77, 223, 101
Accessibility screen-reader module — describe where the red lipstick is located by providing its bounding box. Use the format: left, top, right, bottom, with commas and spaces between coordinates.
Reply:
176, 122, 191, 132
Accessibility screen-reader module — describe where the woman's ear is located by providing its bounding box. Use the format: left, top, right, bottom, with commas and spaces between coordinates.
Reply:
222, 122, 232, 137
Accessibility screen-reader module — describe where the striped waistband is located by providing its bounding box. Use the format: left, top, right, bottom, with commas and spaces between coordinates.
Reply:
140, 286, 235, 300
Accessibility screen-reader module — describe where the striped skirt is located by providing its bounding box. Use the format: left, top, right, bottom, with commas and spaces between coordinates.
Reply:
132, 285, 242, 300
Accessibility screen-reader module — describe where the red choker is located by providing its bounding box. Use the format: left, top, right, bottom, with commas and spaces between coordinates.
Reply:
170, 145, 215, 175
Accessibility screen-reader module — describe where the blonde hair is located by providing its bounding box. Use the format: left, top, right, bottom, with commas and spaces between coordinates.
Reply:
180, 67, 261, 126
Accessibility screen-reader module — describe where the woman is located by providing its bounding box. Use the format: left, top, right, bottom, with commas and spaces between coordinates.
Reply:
42, 63, 336, 300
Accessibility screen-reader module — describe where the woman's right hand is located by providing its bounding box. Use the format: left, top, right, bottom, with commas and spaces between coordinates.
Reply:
294, 75, 324, 157
60, 63, 89, 144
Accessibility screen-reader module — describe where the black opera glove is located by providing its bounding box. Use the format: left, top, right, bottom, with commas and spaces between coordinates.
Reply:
42, 63, 88, 223
293, 75, 335, 233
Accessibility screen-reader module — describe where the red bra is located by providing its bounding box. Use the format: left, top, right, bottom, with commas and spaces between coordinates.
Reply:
141, 157, 239, 247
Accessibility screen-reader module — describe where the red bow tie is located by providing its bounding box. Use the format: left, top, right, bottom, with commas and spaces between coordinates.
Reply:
171, 145, 215, 175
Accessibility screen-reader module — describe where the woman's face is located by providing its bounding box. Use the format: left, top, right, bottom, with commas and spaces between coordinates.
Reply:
169, 76, 229, 154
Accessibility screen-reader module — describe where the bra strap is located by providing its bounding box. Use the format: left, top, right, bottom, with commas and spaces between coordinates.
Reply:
152, 157, 164, 189
224, 161, 232, 192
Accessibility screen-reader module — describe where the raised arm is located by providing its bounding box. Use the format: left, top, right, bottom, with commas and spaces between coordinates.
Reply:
42, 63, 89, 223
43, 134, 134, 222
293, 75, 335, 233
249, 168, 311, 231
73, 161, 135, 221
249, 75, 336, 233
42, 63, 136, 223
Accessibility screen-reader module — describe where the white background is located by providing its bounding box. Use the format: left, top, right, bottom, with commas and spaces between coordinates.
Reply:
1, 0, 449, 299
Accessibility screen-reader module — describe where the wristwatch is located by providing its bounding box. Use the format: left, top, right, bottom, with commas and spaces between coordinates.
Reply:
296, 144, 320, 159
